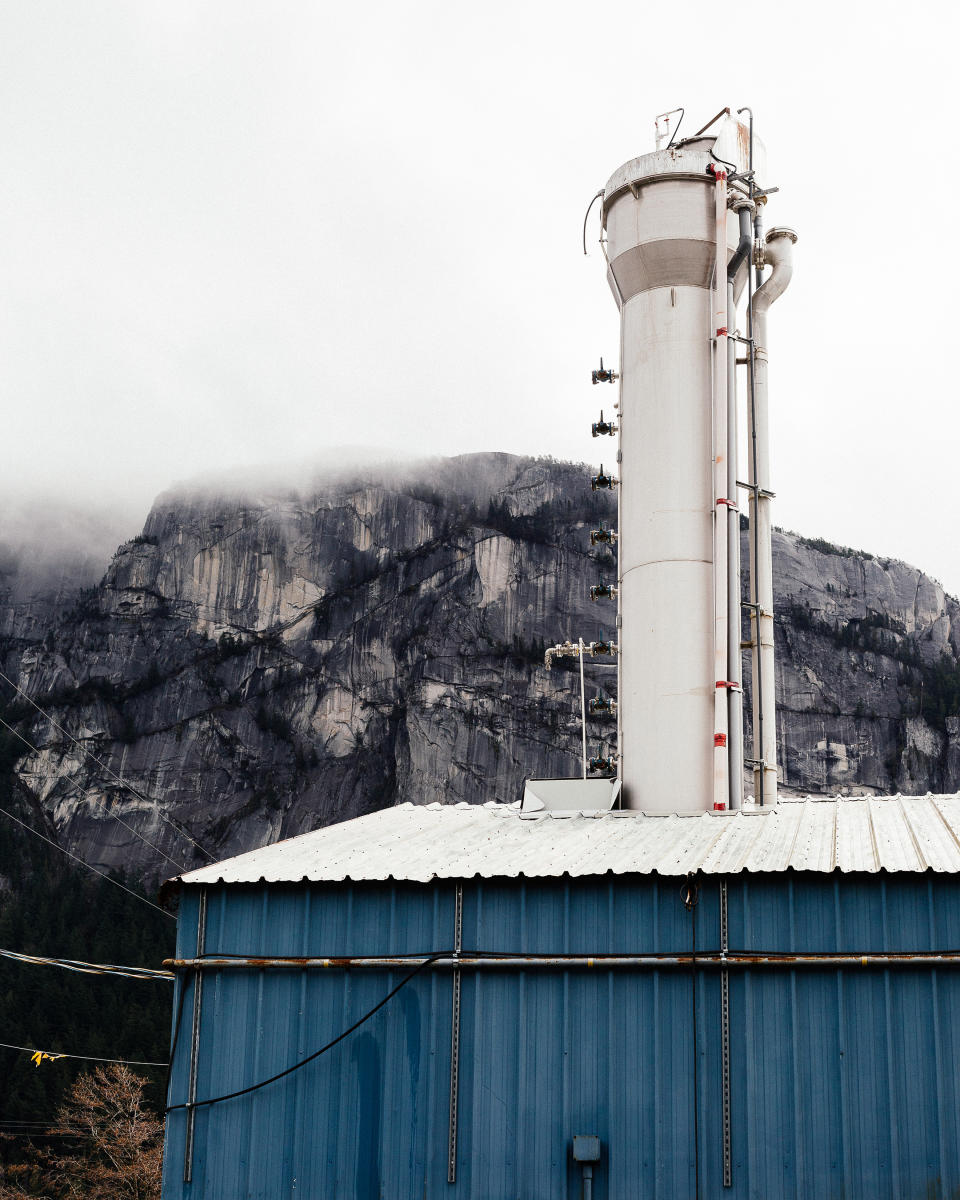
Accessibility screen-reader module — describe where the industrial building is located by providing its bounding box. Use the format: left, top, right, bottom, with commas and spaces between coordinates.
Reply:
161, 110, 960, 1197
162, 799, 960, 1197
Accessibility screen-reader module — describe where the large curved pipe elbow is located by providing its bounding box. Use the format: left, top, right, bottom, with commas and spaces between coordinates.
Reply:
754, 226, 797, 315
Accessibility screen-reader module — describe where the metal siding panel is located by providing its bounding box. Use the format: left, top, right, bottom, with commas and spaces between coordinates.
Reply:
165, 884, 452, 1198
931, 970, 960, 1194
165, 875, 960, 1199
846, 969, 897, 1193
889, 970, 935, 1194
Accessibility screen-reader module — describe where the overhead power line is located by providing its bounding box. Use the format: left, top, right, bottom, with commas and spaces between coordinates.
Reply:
0, 947, 172, 982
0, 1131, 87, 1139
0, 715, 188, 873
0, 802, 173, 921
0, 667, 213, 861
0, 1041, 167, 1068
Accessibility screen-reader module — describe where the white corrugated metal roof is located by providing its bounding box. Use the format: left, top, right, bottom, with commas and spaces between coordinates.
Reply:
175, 795, 960, 887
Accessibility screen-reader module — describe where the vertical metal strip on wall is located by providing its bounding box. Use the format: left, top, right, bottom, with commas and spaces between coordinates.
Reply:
447, 883, 463, 1184
183, 886, 207, 1184
720, 880, 732, 1188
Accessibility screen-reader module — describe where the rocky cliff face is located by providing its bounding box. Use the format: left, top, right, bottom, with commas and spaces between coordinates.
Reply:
1, 453, 959, 886
770, 531, 960, 795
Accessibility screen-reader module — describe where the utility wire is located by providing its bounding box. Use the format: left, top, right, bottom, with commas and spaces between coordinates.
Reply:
0, 1131, 87, 1139
0, 802, 173, 920
0, 716, 188, 873
166, 952, 448, 1112
0, 1041, 167, 1068
0, 947, 172, 982
0, 668, 212, 861
0, 1118, 92, 1128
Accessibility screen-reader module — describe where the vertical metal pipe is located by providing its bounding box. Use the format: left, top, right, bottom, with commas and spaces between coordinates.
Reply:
720, 879, 732, 1187
447, 883, 464, 1184
615, 333, 623, 794
749, 228, 796, 808
712, 171, 729, 813
579, 638, 588, 779
745, 219, 763, 805
754, 200, 765, 291
183, 886, 207, 1184
726, 279, 743, 810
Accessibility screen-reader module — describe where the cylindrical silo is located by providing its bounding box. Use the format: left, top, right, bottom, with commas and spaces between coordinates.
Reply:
600, 122, 754, 814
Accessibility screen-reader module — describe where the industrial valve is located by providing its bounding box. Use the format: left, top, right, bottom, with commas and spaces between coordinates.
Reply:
588, 692, 617, 716
591, 465, 618, 492
591, 358, 619, 385
589, 522, 618, 546
589, 582, 618, 602
591, 410, 617, 437
588, 744, 616, 775
589, 633, 617, 656
544, 635, 617, 668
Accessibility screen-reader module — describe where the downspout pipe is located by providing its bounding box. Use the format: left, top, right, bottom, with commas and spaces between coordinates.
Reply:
725, 278, 742, 810
748, 227, 797, 807
711, 169, 729, 814
726, 204, 753, 283
724, 202, 752, 811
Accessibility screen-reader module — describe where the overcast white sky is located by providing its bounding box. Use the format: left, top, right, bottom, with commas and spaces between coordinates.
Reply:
1, 2, 958, 592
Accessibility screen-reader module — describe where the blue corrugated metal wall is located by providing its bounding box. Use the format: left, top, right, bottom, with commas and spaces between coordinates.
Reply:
163, 875, 960, 1199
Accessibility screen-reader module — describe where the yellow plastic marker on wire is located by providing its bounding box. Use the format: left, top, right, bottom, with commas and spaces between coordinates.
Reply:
30, 1050, 63, 1068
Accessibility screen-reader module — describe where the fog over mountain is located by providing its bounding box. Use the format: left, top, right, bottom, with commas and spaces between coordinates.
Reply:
1, 452, 959, 888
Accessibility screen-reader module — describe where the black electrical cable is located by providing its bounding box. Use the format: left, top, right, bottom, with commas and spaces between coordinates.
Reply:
165, 951, 450, 1113
582, 190, 603, 256
665, 107, 684, 149
709, 149, 738, 175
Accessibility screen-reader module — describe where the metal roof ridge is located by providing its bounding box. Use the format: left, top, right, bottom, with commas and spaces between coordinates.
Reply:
690, 811, 736, 870
780, 797, 807, 868
864, 797, 883, 873
931, 795, 960, 859
169, 793, 960, 892
897, 794, 929, 871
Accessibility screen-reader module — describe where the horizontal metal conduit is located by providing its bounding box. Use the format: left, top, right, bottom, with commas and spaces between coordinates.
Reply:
165, 952, 960, 972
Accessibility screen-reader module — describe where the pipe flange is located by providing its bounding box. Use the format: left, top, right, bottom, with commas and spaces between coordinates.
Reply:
766, 226, 798, 244
729, 196, 756, 213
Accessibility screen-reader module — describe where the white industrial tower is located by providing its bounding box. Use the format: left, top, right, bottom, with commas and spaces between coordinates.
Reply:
536, 108, 795, 815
